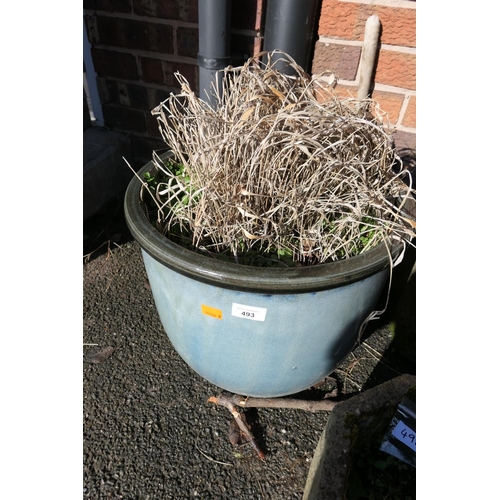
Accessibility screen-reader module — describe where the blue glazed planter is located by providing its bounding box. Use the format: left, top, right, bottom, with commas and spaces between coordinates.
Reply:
124, 155, 401, 397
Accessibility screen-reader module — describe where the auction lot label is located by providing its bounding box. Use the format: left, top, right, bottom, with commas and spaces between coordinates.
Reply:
231, 303, 267, 322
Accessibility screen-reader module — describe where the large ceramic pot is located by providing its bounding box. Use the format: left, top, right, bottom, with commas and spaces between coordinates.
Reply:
124, 153, 401, 397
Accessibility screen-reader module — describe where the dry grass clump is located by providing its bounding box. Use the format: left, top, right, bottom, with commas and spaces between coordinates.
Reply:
146, 51, 415, 266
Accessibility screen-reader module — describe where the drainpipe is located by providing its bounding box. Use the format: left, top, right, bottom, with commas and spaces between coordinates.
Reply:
262, 0, 320, 75
198, 0, 232, 108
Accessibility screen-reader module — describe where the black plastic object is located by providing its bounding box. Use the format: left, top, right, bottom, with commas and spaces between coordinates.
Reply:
198, 0, 231, 107
263, 0, 320, 75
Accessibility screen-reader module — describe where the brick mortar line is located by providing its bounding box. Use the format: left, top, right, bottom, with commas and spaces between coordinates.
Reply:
84, 9, 260, 37
318, 36, 362, 47
338, 0, 416, 9
317, 36, 415, 54
315, 75, 415, 96
372, 83, 416, 95
379, 44, 415, 54
93, 45, 198, 65
172, 25, 178, 57
396, 93, 411, 127
135, 53, 143, 80
83, 9, 198, 29
99, 76, 182, 95
395, 124, 416, 134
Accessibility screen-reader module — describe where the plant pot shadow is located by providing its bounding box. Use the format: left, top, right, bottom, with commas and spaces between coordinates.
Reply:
355, 241, 416, 392
83, 190, 134, 263
242, 407, 268, 456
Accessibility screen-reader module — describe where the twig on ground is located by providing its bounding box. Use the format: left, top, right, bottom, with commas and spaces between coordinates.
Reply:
208, 396, 266, 460
335, 370, 363, 392
257, 480, 265, 498
229, 394, 338, 412
194, 436, 233, 466
363, 342, 403, 376
335, 355, 365, 392
83, 240, 122, 263
362, 342, 384, 359
345, 356, 365, 376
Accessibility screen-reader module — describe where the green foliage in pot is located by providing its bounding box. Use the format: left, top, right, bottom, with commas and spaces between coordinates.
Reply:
133, 51, 416, 268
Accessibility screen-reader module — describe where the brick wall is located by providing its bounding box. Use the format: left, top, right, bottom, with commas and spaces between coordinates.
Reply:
83, 0, 415, 168
313, 0, 416, 150
83, 0, 264, 168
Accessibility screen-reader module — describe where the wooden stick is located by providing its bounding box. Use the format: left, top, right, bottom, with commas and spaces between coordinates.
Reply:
207, 396, 266, 460
229, 395, 339, 412
358, 15, 381, 99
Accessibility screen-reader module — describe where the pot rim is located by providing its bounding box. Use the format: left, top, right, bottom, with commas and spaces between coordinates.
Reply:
124, 155, 403, 293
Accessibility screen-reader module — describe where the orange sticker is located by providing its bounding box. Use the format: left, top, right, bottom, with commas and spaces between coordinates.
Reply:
201, 304, 223, 320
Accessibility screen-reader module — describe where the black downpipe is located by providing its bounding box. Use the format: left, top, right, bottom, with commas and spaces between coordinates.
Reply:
263, 0, 320, 75
198, 0, 231, 108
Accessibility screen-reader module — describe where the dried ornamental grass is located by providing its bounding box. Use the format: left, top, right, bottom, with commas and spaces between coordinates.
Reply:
142, 51, 415, 267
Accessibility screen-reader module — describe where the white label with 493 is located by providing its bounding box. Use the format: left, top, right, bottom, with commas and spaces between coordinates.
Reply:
232, 303, 267, 322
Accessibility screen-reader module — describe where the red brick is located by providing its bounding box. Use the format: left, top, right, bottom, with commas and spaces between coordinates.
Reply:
376, 5, 416, 47
96, 16, 123, 46
253, 36, 263, 55
312, 41, 361, 81
314, 83, 337, 103
97, 17, 173, 53
106, 81, 150, 109
134, 0, 198, 23
91, 48, 139, 80
102, 105, 147, 133
328, 83, 358, 99
370, 89, 406, 127
131, 0, 154, 17
177, 27, 198, 58
402, 95, 416, 128
376, 50, 415, 90
163, 62, 198, 90
318, 0, 416, 48
319, 1, 366, 40
140, 57, 198, 90
314, 84, 404, 128
140, 57, 164, 84
314, 82, 360, 105
83, 0, 131, 13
